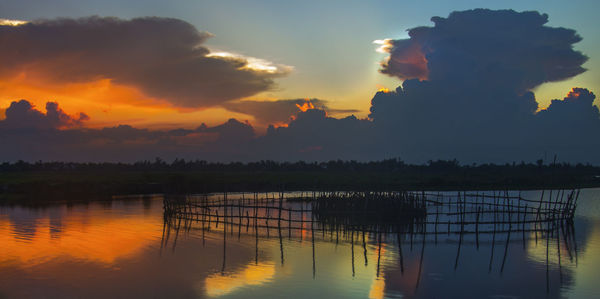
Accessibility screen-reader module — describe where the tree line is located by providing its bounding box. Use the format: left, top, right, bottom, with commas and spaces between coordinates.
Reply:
1, 158, 598, 174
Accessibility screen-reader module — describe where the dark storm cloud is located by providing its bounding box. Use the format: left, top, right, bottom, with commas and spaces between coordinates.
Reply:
531, 88, 600, 162
0, 16, 290, 108
367, 9, 598, 163
0, 100, 88, 129
371, 8, 591, 143
222, 99, 359, 125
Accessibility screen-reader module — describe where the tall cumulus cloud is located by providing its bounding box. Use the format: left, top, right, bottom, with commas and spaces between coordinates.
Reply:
378, 9, 588, 92
367, 9, 598, 163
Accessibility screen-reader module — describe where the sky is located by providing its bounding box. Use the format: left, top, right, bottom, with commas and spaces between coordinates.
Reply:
0, 1, 599, 163
1, 0, 599, 128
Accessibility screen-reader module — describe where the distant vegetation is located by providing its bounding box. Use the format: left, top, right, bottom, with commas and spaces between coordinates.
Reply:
1, 158, 599, 203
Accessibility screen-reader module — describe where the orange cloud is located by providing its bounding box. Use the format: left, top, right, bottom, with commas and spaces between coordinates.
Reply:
0, 17, 294, 129
0, 73, 251, 129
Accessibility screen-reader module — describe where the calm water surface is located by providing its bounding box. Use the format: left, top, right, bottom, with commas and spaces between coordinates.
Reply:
1, 189, 600, 298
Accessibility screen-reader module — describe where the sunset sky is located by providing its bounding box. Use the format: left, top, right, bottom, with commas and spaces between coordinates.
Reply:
1, 0, 599, 130
1, 1, 599, 163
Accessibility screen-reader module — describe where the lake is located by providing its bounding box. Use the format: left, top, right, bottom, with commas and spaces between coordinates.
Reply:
1, 189, 599, 298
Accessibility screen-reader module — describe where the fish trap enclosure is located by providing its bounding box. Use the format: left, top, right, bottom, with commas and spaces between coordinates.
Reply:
163, 189, 579, 239
162, 189, 581, 288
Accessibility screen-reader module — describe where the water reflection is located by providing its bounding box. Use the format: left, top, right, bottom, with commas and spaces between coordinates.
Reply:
0, 190, 599, 298
203, 262, 276, 297
162, 190, 584, 298
0, 200, 163, 267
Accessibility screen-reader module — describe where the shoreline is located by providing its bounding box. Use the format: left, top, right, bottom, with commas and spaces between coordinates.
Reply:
2, 168, 599, 204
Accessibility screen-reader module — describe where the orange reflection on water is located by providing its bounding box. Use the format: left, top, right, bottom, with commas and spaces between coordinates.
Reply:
526, 230, 578, 267
369, 243, 387, 299
369, 278, 386, 299
203, 262, 276, 297
0, 207, 162, 267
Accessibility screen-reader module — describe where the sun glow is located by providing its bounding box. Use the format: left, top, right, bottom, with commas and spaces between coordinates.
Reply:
0, 19, 28, 26
295, 99, 315, 112
373, 39, 394, 54
207, 51, 292, 74
567, 88, 581, 99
